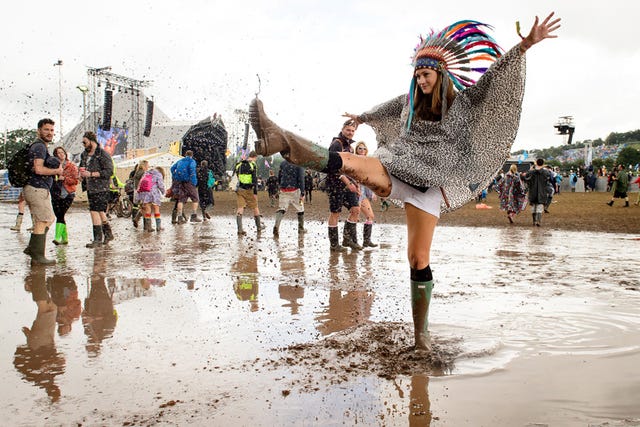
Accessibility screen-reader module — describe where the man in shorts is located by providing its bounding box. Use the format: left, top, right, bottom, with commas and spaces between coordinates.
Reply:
79, 131, 115, 247
326, 120, 361, 251
23, 118, 64, 264
235, 151, 265, 235
170, 150, 202, 224
272, 159, 305, 237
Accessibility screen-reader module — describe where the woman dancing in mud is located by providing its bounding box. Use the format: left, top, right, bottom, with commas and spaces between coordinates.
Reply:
249, 13, 561, 351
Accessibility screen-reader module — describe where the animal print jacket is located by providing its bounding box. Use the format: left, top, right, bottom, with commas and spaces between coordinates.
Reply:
360, 46, 526, 213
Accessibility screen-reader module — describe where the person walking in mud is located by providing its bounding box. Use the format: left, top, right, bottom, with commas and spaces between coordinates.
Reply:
325, 120, 362, 252
169, 150, 202, 223
135, 166, 166, 232
248, 13, 561, 350
196, 160, 215, 220
304, 169, 314, 205
23, 118, 63, 265
79, 131, 115, 248
354, 141, 378, 247
235, 151, 266, 235
128, 160, 149, 228
497, 164, 527, 224
606, 164, 630, 207
522, 158, 552, 226
272, 158, 306, 237
266, 170, 279, 208
51, 146, 78, 245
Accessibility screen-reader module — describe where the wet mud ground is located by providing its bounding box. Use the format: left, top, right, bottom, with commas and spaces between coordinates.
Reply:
1, 191, 639, 426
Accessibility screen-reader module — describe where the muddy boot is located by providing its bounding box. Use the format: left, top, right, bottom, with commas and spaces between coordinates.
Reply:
10, 213, 24, 231
273, 210, 284, 237
249, 98, 336, 172
342, 221, 362, 250
297, 212, 306, 234
155, 216, 163, 231
177, 212, 187, 224
171, 208, 178, 224
142, 217, 152, 232
102, 222, 114, 243
606, 200, 614, 206
190, 213, 202, 223
24, 233, 56, 265
52, 222, 64, 245
132, 208, 142, 228
86, 225, 104, 248
535, 213, 542, 227
236, 214, 246, 236
328, 226, 346, 252
254, 215, 265, 233
532, 213, 537, 226
411, 267, 434, 351
624, 200, 629, 207
362, 223, 377, 247
201, 208, 208, 221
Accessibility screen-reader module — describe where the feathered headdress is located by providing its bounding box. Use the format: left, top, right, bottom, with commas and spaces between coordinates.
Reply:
406, 20, 503, 130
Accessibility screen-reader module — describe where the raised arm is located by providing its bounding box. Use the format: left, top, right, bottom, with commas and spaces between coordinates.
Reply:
518, 12, 562, 55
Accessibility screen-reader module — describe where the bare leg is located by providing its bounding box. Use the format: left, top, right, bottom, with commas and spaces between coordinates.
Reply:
339, 153, 392, 198
405, 203, 438, 269
359, 198, 375, 222
405, 203, 438, 350
347, 205, 360, 223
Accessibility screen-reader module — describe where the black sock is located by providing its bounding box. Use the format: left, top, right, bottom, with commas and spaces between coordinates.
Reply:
410, 265, 433, 282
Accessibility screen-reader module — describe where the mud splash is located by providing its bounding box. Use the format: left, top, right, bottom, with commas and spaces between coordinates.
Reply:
259, 322, 461, 392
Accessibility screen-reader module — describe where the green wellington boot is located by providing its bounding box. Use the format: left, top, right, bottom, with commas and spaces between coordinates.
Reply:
52, 223, 64, 245
25, 233, 56, 265
411, 279, 434, 351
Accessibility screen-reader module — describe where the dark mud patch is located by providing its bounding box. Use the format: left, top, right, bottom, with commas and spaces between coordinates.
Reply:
260, 322, 462, 393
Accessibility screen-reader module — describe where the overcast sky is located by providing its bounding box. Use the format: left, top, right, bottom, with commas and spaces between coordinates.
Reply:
1, 0, 638, 153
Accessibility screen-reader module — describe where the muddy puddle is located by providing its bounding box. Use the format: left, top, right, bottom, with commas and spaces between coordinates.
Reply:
1, 203, 639, 426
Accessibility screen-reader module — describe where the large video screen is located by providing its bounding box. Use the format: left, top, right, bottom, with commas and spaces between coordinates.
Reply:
97, 127, 128, 156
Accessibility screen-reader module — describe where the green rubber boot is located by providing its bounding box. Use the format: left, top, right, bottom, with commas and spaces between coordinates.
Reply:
25, 233, 56, 265
60, 223, 68, 244
411, 278, 433, 351
52, 222, 64, 245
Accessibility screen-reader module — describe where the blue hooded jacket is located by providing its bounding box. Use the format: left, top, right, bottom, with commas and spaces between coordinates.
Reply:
170, 156, 197, 186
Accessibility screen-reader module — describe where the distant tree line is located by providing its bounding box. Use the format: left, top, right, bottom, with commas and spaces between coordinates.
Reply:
512, 128, 640, 172
0, 129, 37, 169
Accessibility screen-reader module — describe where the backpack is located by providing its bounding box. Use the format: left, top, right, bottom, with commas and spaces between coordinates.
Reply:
7, 143, 34, 187
124, 177, 135, 194
206, 170, 216, 189
138, 172, 154, 192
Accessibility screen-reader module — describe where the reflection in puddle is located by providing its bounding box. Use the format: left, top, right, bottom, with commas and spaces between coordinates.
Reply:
14, 266, 65, 402
1, 206, 639, 425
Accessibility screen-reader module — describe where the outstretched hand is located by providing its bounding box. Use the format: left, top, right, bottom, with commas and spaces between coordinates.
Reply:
520, 12, 561, 52
342, 112, 362, 126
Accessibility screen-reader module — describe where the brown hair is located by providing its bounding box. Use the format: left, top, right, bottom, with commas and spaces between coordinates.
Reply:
38, 118, 55, 129
83, 131, 97, 142
413, 72, 456, 121
53, 146, 68, 160
342, 119, 357, 129
155, 166, 165, 178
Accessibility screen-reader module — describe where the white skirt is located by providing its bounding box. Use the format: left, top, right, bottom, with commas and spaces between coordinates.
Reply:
388, 175, 443, 218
